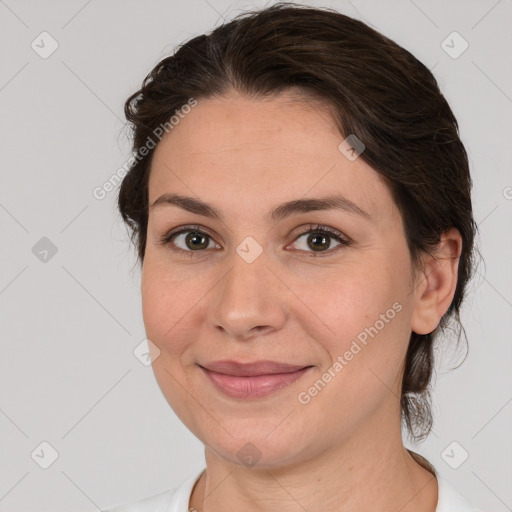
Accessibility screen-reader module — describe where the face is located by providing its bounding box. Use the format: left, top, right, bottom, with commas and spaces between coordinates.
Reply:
141, 90, 420, 468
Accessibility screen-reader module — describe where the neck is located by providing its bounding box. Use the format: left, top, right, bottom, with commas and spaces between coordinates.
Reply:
189, 414, 438, 512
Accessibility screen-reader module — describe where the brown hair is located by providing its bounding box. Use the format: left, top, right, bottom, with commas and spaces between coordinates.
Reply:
118, 2, 476, 446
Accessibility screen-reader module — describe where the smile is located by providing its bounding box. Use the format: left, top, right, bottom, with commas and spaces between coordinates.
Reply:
199, 360, 313, 399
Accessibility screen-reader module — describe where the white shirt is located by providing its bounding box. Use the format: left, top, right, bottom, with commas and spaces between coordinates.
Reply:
103, 469, 481, 512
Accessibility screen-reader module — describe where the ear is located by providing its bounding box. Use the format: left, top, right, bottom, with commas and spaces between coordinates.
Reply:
411, 228, 463, 335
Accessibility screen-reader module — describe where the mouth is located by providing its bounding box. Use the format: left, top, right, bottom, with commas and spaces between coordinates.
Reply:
198, 360, 314, 399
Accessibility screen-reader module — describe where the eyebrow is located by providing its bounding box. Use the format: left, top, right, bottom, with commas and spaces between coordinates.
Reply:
150, 193, 371, 223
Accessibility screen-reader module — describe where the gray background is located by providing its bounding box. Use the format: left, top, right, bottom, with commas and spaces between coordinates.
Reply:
0, 0, 511, 510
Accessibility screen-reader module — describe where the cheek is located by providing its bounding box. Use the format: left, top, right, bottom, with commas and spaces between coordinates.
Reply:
293, 263, 413, 429
296, 254, 414, 402
141, 264, 203, 424
140, 257, 217, 371
141, 261, 190, 353
299, 257, 410, 343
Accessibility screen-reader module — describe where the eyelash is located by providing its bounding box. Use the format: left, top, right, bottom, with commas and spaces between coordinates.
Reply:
158, 223, 351, 258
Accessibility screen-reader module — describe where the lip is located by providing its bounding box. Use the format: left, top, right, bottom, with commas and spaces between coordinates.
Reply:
199, 360, 313, 399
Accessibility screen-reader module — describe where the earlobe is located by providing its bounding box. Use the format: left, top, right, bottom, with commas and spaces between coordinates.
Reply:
411, 228, 463, 335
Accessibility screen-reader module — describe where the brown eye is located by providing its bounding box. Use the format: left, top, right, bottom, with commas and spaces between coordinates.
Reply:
306, 233, 331, 251
183, 231, 210, 250
159, 225, 220, 255
291, 224, 350, 255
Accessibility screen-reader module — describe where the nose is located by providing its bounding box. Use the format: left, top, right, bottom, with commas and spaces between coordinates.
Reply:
207, 247, 287, 341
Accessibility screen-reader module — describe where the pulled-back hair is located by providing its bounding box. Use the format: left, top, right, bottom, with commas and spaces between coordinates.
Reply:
118, 2, 476, 447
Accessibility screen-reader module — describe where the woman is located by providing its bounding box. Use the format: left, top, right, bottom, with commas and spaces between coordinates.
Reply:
105, 3, 479, 511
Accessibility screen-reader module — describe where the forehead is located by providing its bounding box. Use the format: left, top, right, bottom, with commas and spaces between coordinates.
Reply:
148, 91, 395, 223
154, 90, 340, 155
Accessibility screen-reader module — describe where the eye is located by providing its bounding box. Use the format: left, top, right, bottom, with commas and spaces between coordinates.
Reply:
159, 223, 350, 257
159, 225, 220, 255
289, 224, 350, 256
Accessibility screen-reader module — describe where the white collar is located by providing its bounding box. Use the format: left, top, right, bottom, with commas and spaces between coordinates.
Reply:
107, 468, 481, 511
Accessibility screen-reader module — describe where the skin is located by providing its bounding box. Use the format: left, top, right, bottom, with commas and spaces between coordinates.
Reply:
141, 89, 462, 512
